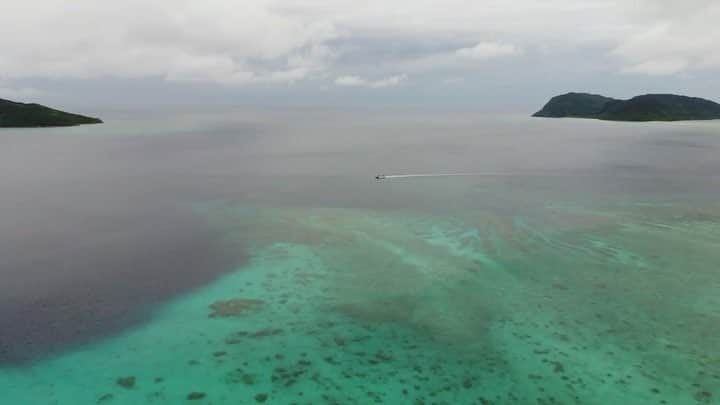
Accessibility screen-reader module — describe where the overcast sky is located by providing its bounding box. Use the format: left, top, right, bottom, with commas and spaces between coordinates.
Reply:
1, 0, 719, 111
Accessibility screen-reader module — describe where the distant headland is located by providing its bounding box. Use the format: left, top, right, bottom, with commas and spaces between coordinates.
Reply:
533, 93, 720, 122
0, 98, 102, 127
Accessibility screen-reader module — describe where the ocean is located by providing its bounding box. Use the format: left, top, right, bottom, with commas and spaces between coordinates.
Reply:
1, 111, 718, 404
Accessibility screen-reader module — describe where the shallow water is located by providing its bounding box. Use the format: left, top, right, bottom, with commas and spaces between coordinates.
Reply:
0, 112, 719, 404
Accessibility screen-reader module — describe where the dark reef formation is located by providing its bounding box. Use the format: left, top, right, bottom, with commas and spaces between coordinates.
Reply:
208, 298, 264, 318
187, 392, 207, 400
116, 376, 136, 389
0, 98, 102, 127
533, 93, 720, 121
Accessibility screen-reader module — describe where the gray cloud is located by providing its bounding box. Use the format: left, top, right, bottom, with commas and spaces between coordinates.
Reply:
456, 42, 523, 60
335, 74, 408, 88
1, 0, 718, 107
0, 84, 43, 101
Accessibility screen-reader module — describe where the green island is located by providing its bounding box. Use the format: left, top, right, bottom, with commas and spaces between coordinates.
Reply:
0, 98, 102, 127
533, 92, 720, 122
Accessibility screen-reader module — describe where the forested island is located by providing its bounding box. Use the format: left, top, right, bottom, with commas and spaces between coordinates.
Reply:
0, 98, 102, 127
533, 93, 720, 122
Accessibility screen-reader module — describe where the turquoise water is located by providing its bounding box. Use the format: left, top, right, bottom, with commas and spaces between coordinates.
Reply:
0, 112, 719, 404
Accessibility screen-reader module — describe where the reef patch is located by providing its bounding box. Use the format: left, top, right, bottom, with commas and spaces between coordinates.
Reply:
208, 298, 264, 318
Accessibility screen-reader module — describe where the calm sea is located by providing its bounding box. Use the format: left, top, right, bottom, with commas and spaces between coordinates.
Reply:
1, 111, 718, 404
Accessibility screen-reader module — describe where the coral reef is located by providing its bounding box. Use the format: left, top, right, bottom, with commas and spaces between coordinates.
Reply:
208, 298, 264, 318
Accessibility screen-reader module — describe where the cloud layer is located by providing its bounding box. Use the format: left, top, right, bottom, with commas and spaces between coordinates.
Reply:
455, 42, 523, 61
0, 0, 718, 90
335, 74, 408, 88
612, 2, 720, 76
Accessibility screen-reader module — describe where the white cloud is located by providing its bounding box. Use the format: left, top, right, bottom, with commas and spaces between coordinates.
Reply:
0, 0, 339, 85
335, 76, 367, 87
611, 2, 720, 76
621, 59, 689, 76
371, 74, 408, 88
0, 0, 718, 86
455, 42, 523, 61
335, 74, 407, 88
393, 41, 524, 74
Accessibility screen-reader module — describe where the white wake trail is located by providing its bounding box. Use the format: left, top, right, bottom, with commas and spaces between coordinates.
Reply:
382, 172, 530, 179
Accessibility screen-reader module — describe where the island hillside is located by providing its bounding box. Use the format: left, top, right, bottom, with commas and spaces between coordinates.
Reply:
533, 93, 720, 122
0, 98, 102, 127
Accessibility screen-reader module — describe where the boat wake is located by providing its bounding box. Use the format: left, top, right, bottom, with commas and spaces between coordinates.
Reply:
376, 172, 533, 180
